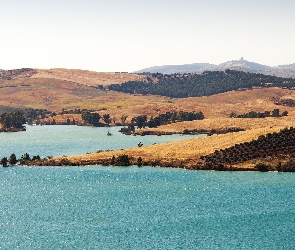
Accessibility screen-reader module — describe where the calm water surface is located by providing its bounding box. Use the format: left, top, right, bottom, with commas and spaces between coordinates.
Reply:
0, 125, 204, 159
0, 167, 294, 249
0, 126, 294, 249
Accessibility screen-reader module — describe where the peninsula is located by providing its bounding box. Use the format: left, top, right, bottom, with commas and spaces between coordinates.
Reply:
1, 66, 295, 171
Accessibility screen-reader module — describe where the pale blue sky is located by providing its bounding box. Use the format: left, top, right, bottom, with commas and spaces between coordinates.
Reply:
1, 0, 294, 72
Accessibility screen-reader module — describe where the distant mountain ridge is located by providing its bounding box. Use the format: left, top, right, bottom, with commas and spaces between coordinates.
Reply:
135, 58, 295, 78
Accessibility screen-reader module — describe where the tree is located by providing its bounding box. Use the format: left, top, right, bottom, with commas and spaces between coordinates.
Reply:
255, 163, 270, 172
282, 111, 288, 116
0, 110, 26, 129
132, 115, 147, 129
81, 110, 91, 123
272, 108, 280, 117
91, 113, 101, 126
264, 111, 271, 117
1, 157, 8, 167
137, 157, 143, 167
121, 115, 128, 125
20, 153, 31, 164
148, 117, 159, 128
115, 154, 131, 166
81, 110, 101, 126
9, 153, 17, 165
12, 109, 26, 128
31, 155, 41, 161
103, 114, 112, 125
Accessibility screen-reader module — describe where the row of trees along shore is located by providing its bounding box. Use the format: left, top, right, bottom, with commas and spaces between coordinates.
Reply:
108, 70, 295, 98
119, 111, 204, 134
81, 110, 112, 126
0, 109, 117, 130
230, 108, 288, 118
1, 153, 40, 167
0, 107, 207, 137
0, 107, 290, 134
0, 110, 26, 131
3, 128, 295, 171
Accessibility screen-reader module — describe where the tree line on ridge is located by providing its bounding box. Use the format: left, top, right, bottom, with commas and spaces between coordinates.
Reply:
108, 70, 295, 98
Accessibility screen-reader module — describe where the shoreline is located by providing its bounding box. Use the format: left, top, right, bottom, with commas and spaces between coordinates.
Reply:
2, 119, 294, 172
22, 126, 295, 172
0, 126, 26, 133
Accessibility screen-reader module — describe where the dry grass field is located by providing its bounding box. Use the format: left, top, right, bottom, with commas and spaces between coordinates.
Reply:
57, 126, 284, 169
136, 116, 295, 135
2, 68, 295, 121
0, 76, 169, 113
2, 68, 295, 169
32, 68, 146, 87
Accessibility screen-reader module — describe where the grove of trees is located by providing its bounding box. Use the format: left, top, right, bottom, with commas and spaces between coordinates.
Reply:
120, 111, 204, 132
81, 110, 101, 126
0, 110, 26, 130
201, 127, 295, 172
230, 109, 288, 118
108, 70, 295, 98
1, 153, 41, 167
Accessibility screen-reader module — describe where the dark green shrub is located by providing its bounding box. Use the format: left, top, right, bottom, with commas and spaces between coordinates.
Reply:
9, 153, 17, 165
1, 157, 8, 167
32, 155, 41, 161
115, 154, 131, 166
255, 163, 270, 172
137, 157, 143, 167
183, 129, 190, 134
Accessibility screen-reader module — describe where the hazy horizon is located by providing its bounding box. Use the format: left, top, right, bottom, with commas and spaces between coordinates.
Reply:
1, 0, 295, 72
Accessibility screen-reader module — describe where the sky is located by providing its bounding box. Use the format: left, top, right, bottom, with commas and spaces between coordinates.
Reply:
1, 0, 295, 72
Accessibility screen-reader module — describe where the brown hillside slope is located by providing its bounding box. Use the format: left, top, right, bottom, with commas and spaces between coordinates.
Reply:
0, 77, 169, 112
2, 71, 292, 169
135, 117, 294, 135
2, 72, 295, 129
103, 87, 295, 127
1, 67, 295, 120
32, 68, 146, 87
48, 126, 284, 169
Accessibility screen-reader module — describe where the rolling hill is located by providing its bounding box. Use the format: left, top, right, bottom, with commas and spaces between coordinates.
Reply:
32, 68, 146, 87
135, 58, 295, 78
109, 70, 295, 98
1, 67, 295, 123
2, 67, 295, 170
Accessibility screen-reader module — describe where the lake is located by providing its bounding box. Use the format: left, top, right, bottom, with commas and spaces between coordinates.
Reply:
0, 166, 294, 249
0, 125, 294, 249
0, 125, 205, 159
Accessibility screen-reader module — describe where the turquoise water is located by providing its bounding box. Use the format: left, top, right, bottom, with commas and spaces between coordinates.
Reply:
0, 125, 204, 159
0, 126, 294, 249
0, 166, 294, 249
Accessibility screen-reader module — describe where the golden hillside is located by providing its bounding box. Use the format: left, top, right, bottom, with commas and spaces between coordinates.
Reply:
2, 68, 295, 170
32, 68, 146, 87
0, 68, 168, 113
48, 126, 285, 170
2, 68, 295, 121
